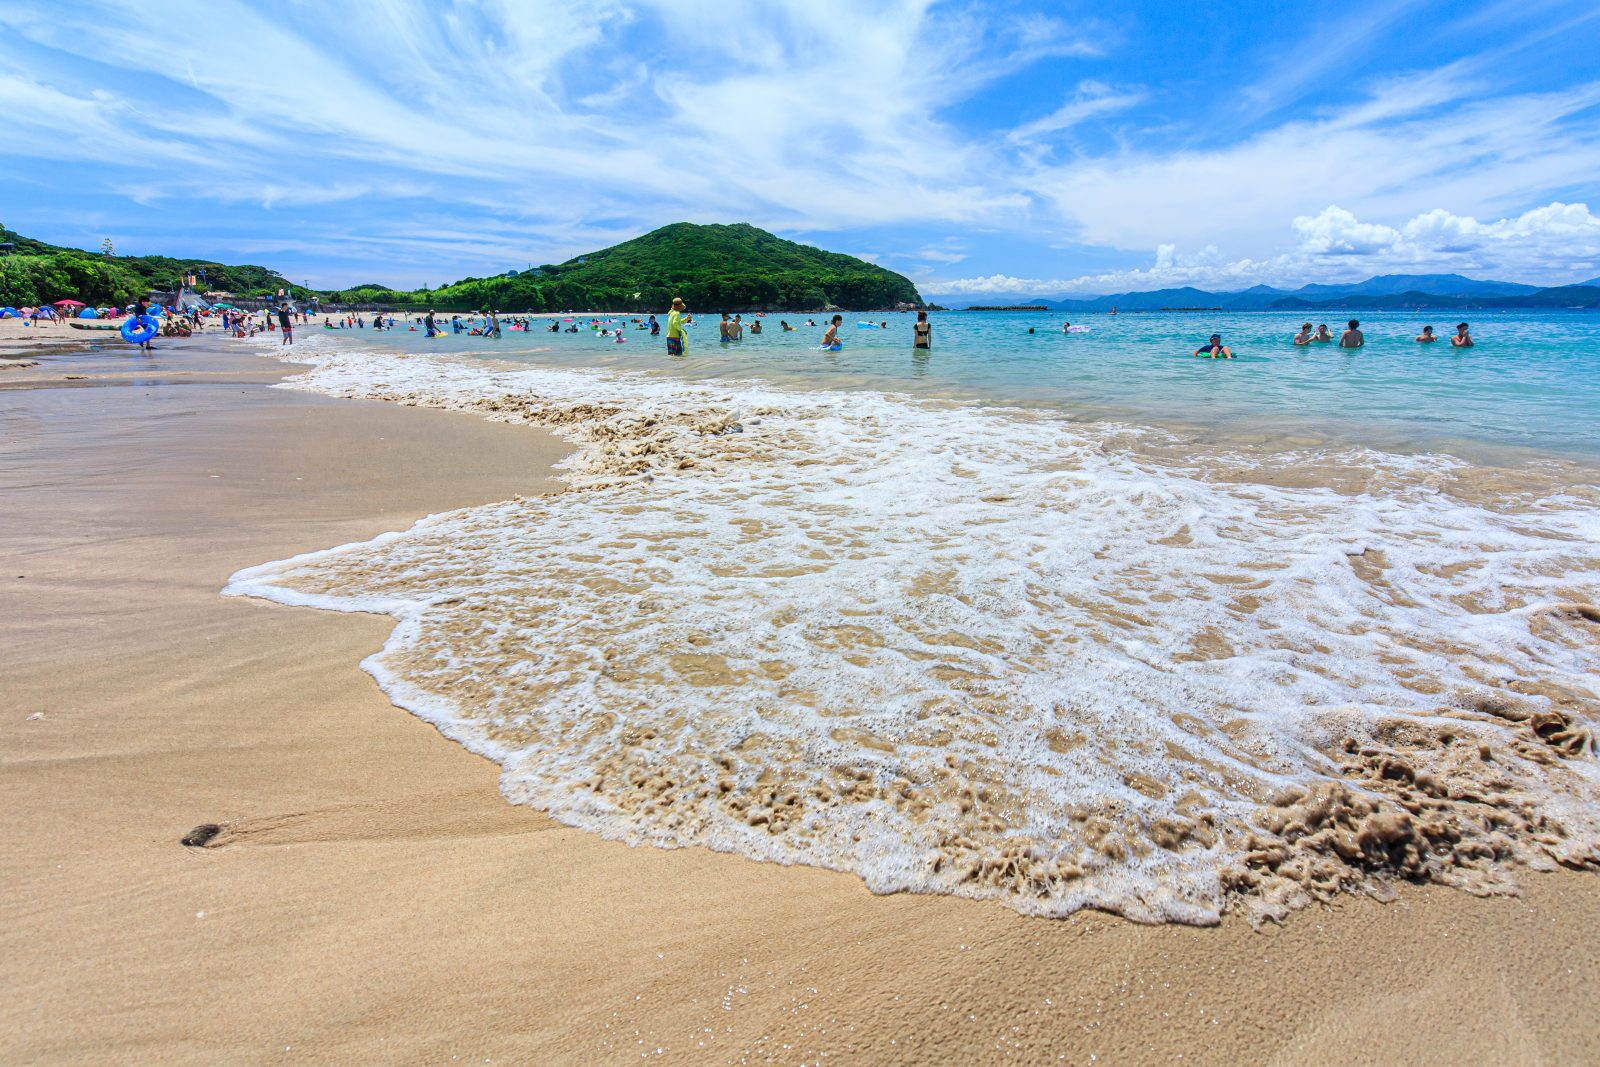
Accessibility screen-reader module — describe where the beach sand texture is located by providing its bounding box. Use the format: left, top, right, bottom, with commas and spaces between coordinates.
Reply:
4, 339, 1599, 1064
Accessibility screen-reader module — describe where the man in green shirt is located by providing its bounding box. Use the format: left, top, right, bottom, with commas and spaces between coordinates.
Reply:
666, 296, 688, 355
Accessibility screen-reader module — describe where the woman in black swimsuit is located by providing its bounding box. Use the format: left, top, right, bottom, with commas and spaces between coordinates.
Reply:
913, 310, 931, 350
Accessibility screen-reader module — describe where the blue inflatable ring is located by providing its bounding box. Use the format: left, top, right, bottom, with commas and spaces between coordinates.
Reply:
121, 315, 159, 344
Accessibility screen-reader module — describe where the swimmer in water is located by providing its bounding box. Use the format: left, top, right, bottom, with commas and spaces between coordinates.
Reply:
1338, 319, 1364, 348
780, 320, 794, 331
1293, 322, 1313, 345
1451, 322, 1474, 348
1062, 321, 1072, 333
1193, 333, 1234, 359
821, 314, 843, 348
1312, 324, 1334, 342
1416, 325, 1437, 343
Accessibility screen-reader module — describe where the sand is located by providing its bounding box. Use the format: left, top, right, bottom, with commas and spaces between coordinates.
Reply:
3, 336, 1598, 1065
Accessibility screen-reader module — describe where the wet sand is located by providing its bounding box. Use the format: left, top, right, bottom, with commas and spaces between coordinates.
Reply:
3, 337, 1598, 1064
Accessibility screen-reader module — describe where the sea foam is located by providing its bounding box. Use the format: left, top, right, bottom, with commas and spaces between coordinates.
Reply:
227, 336, 1600, 924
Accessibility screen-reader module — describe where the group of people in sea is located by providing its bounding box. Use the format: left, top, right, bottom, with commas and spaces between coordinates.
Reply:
1191, 319, 1476, 359
653, 299, 935, 356
1289, 319, 1474, 349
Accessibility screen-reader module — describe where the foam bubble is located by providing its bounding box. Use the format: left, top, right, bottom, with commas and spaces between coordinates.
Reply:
227, 337, 1600, 924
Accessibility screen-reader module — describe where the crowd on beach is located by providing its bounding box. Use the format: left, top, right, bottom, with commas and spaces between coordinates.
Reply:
9, 290, 1483, 366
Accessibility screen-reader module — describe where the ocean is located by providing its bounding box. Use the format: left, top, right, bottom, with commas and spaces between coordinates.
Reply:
225, 309, 1600, 924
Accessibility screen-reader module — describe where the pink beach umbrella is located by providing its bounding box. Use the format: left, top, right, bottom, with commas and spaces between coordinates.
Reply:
53, 299, 86, 308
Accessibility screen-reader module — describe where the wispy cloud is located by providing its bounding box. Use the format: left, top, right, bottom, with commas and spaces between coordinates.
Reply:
1006, 81, 1146, 143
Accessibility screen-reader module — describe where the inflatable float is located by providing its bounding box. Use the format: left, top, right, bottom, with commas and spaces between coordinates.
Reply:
120, 315, 159, 344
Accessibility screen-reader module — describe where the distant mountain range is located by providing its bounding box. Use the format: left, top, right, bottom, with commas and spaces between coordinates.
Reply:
995, 273, 1600, 312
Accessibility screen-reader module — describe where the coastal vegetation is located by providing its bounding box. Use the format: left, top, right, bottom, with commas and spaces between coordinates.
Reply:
0, 225, 310, 307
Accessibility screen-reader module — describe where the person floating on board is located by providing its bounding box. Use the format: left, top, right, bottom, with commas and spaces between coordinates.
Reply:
1193, 333, 1233, 359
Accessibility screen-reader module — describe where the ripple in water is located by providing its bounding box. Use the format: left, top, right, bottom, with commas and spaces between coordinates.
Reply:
227, 341, 1600, 924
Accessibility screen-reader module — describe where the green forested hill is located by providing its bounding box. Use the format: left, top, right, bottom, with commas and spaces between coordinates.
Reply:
330, 223, 924, 311
0, 225, 307, 307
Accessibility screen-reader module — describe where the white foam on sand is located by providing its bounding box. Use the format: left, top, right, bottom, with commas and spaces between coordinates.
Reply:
226, 336, 1600, 924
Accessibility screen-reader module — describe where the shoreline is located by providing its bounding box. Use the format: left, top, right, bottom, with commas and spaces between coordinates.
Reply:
4, 335, 1599, 1063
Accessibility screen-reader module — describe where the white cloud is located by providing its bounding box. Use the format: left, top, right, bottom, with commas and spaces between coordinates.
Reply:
930, 201, 1600, 296
1006, 81, 1146, 143
1024, 74, 1600, 258
1, 0, 1597, 293
1291, 207, 1401, 256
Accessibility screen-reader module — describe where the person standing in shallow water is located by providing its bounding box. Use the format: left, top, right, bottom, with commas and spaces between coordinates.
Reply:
913, 310, 932, 350
1339, 319, 1364, 348
666, 297, 687, 355
1452, 322, 1474, 348
278, 302, 294, 347
821, 314, 843, 349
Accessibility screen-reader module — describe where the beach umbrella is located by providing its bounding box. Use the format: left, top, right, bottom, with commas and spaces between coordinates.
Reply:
53, 298, 86, 307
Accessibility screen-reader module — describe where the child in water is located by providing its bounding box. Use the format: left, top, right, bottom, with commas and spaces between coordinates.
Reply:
1193, 333, 1233, 358
821, 315, 843, 349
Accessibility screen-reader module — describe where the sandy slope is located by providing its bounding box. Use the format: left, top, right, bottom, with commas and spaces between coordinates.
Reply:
2, 338, 1597, 1065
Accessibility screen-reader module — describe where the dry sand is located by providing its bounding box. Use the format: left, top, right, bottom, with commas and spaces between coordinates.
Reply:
3, 337, 1598, 1065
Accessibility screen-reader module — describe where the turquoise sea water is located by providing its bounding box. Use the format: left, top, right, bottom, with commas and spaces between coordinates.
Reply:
344, 308, 1600, 460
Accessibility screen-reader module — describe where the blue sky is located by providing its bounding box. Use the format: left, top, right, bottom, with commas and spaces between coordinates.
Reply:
3, 0, 1599, 298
